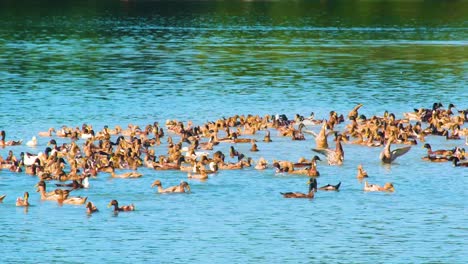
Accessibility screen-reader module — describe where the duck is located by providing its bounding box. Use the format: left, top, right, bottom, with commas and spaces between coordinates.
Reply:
263, 130, 272, 142
151, 180, 191, 193
318, 182, 341, 191
16, 192, 30, 207
364, 181, 395, 192
38, 127, 55, 137
312, 133, 344, 165
452, 157, 468, 167
26, 136, 38, 147
379, 137, 411, 164
108, 200, 135, 212
422, 143, 454, 157
36, 181, 61, 201
0, 194, 6, 202
86, 202, 99, 214
0, 130, 22, 146
308, 122, 330, 150
250, 140, 259, 152
187, 170, 208, 180
255, 157, 268, 170
348, 103, 364, 120
55, 189, 88, 205
82, 175, 90, 188
55, 179, 84, 190
357, 164, 368, 178
21, 152, 41, 166
280, 178, 317, 198
110, 170, 143, 178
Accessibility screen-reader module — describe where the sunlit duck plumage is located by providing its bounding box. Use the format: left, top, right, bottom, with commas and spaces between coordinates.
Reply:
312, 133, 344, 165
348, 103, 363, 120
151, 180, 191, 193
38, 128, 56, 137
55, 189, 87, 205
111, 170, 143, 178
379, 137, 411, 164
281, 178, 317, 198
187, 170, 208, 180
357, 164, 368, 178
312, 122, 330, 149
255, 157, 268, 170
422, 143, 453, 157
108, 200, 135, 212
16, 192, 30, 207
318, 181, 341, 191
26, 136, 38, 147
36, 181, 61, 201
86, 202, 99, 214
364, 181, 395, 192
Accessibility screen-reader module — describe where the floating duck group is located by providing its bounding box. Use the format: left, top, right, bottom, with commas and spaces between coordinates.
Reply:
0, 102, 466, 215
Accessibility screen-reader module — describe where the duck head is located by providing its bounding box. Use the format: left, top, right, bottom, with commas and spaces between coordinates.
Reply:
151, 180, 162, 188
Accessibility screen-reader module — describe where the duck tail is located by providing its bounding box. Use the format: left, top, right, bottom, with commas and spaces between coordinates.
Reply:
335, 182, 341, 190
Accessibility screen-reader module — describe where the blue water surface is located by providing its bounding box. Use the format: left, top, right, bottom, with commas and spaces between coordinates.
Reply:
0, 1, 467, 263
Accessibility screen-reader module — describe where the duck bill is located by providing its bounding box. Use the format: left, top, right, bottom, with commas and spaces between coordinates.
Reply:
186, 185, 191, 192
107, 202, 112, 208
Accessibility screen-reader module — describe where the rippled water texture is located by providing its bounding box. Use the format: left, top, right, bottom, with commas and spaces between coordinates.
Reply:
0, 1, 467, 263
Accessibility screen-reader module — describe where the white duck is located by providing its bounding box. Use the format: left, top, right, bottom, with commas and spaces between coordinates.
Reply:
26, 136, 38, 147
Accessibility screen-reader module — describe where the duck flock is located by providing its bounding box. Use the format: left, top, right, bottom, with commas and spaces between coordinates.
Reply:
0, 102, 467, 213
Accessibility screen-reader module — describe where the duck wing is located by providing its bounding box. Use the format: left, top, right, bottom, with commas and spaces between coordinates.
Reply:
312, 148, 333, 157
390, 146, 411, 162
319, 182, 341, 191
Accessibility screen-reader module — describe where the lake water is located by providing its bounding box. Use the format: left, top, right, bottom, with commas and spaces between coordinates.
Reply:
0, 1, 467, 263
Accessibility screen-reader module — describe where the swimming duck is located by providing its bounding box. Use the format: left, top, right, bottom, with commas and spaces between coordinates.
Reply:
318, 182, 341, 191
21, 152, 41, 166
379, 137, 411, 164
281, 178, 317, 198
16, 192, 30, 207
108, 200, 135, 212
38, 128, 55, 137
364, 181, 395, 192
187, 170, 208, 180
110, 170, 143, 178
86, 202, 99, 214
151, 180, 191, 193
357, 164, 368, 178
26, 136, 38, 147
0, 194, 6, 202
263, 130, 272, 142
55, 179, 84, 190
55, 189, 87, 205
36, 181, 61, 201
422, 143, 454, 157
255, 157, 268, 170
250, 140, 259, 152
452, 157, 468, 167
0, 130, 22, 146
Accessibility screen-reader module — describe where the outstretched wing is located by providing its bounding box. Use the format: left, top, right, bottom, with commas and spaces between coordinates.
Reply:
391, 146, 411, 162
312, 148, 333, 157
